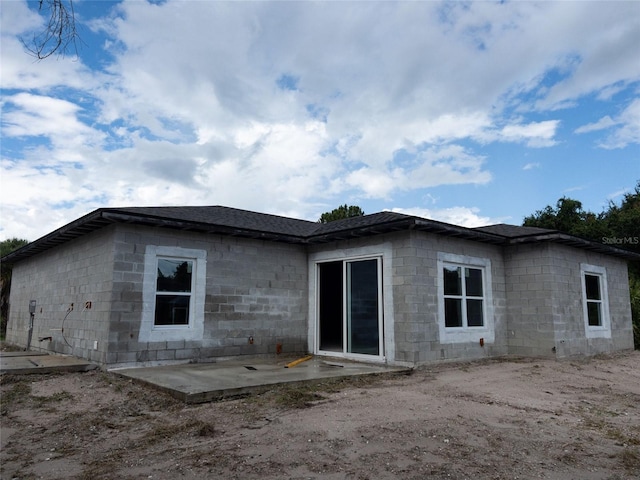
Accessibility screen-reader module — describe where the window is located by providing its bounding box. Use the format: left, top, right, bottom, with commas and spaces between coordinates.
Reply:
437, 252, 494, 344
155, 258, 194, 326
139, 246, 206, 343
580, 264, 611, 338
584, 274, 602, 327
443, 265, 485, 328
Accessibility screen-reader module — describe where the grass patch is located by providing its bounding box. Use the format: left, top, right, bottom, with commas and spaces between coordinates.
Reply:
275, 388, 326, 409
76, 417, 216, 479
256, 373, 390, 410
31, 390, 73, 407
571, 403, 640, 448
0, 377, 73, 413
620, 447, 640, 472
0, 342, 24, 352
78, 448, 130, 480
0, 380, 32, 408
143, 418, 216, 444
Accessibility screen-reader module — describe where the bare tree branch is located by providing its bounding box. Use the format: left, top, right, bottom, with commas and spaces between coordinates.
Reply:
20, 0, 80, 60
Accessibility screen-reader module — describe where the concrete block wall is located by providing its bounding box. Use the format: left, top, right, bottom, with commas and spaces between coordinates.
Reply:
503, 243, 557, 357
393, 232, 508, 364
107, 224, 309, 366
308, 231, 508, 365
545, 244, 633, 357
603, 255, 635, 352
504, 243, 634, 358
8, 220, 633, 369
390, 231, 435, 364
6, 227, 116, 363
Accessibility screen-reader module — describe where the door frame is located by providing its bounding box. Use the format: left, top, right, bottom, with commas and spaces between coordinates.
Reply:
316, 256, 384, 359
308, 244, 395, 363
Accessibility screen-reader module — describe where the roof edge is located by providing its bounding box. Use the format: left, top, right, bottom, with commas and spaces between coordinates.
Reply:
2, 207, 639, 264
100, 210, 308, 243
2, 209, 111, 265
507, 232, 640, 261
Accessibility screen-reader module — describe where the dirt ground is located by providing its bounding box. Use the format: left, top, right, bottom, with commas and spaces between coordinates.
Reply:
1, 351, 639, 480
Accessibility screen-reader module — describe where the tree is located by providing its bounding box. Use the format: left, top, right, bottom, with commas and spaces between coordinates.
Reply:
318, 204, 365, 223
523, 197, 606, 239
21, 0, 80, 60
1, 238, 30, 339
523, 182, 640, 348
600, 183, 640, 347
600, 183, 640, 249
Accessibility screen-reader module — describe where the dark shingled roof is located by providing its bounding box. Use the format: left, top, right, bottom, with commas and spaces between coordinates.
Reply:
112, 206, 321, 238
3, 206, 639, 264
473, 223, 557, 238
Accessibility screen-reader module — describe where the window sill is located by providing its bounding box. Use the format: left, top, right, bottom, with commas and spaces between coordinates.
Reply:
440, 327, 493, 344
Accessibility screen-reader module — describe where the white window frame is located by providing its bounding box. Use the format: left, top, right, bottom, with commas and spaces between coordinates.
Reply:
308, 243, 395, 363
154, 256, 195, 327
139, 246, 206, 343
437, 252, 494, 344
580, 264, 611, 339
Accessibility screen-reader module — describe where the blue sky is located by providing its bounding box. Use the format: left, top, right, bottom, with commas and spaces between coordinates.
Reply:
1, 0, 639, 242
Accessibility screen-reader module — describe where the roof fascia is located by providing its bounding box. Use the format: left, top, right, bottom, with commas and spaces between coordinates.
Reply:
507, 232, 640, 261
1, 208, 311, 264
4, 210, 638, 265
1, 209, 111, 264
306, 217, 416, 243
101, 211, 307, 244
412, 218, 505, 244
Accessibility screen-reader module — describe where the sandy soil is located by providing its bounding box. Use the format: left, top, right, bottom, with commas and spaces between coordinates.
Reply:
1, 351, 639, 480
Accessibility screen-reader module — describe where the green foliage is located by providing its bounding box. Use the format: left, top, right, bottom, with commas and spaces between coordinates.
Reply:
629, 270, 640, 349
1, 238, 30, 339
0, 238, 29, 258
318, 204, 365, 223
523, 181, 640, 348
523, 197, 607, 239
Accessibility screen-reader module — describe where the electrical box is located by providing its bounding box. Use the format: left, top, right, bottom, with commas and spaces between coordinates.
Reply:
29, 300, 37, 314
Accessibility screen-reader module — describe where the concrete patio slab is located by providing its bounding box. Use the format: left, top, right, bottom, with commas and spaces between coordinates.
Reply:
113, 356, 411, 403
0, 350, 96, 374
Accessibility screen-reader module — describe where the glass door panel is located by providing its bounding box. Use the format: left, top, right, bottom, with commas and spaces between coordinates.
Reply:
318, 261, 343, 352
347, 259, 380, 355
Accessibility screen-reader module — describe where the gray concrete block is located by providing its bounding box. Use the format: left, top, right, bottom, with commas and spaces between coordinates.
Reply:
156, 349, 176, 361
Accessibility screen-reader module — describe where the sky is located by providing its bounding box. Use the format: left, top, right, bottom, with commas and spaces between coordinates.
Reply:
1, 0, 639, 242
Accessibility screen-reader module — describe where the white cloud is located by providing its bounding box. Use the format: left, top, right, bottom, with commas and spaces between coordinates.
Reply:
0, 2, 96, 91
501, 120, 559, 147
391, 206, 505, 228
600, 99, 640, 149
564, 185, 587, 194
1, 0, 639, 241
575, 98, 640, 149
575, 116, 616, 134
2, 93, 102, 148
523, 162, 540, 171
477, 120, 560, 147
534, 4, 640, 110
343, 145, 491, 199
607, 187, 630, 201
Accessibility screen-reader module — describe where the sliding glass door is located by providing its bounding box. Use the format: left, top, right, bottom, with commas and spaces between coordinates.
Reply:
318, 257, 383, 357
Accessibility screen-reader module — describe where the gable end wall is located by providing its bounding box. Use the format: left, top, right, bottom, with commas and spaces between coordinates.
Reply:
6, 226, 117, 363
